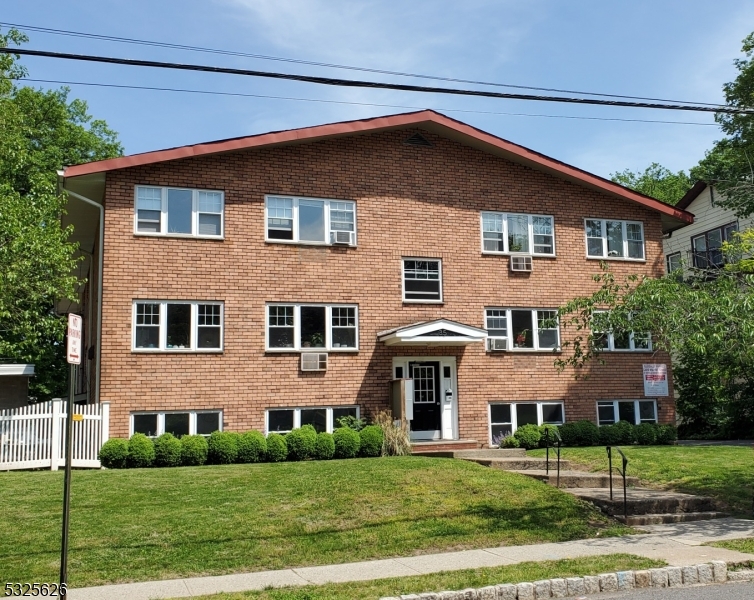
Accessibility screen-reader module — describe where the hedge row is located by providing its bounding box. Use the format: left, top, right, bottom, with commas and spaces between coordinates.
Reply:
98, 425, 385, 469
499, 421, 678, 450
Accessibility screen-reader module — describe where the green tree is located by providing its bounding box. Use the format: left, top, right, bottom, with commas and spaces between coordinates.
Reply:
0, 28, 123, 399
610, 163, 692, 205
692, 32, 754, 216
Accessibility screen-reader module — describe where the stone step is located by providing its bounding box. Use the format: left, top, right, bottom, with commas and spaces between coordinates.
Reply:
411, 439, 480, 454
413, 448, 527, 458
467, 458, 577, 471
615, 511, 730, 526
508, 469, 639, 488
563, 487, 720, 516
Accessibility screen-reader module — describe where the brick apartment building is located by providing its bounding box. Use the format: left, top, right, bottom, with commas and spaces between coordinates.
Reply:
59, 110, 693, 446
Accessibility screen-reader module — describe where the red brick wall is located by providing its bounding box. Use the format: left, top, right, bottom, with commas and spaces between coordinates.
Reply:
99, 128, 674, 440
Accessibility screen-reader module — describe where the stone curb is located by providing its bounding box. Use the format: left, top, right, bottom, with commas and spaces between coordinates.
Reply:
379, 561, 754, 600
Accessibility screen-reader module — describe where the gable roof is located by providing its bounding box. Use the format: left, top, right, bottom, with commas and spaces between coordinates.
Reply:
676, 180, 708, 210
62, 109, 693, 231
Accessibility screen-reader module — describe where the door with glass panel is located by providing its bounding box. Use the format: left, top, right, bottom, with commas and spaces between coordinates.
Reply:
409, 361, 441, 436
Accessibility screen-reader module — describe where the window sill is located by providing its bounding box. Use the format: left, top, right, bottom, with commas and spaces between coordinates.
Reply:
265, 348, 359, 353
586, 256, 646, 263
482, 251, 556, 258
265, 239, 357, 248
402, 300, 444, 305
134, 232, 225, 241
132, 348, 224, 353
604, 349, 654, 353
493, 349, 562, 354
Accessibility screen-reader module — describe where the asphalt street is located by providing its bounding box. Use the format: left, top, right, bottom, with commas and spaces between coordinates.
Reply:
594, 580, 754, 599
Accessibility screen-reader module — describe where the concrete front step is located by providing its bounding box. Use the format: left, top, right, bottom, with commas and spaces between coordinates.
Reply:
563, 487, 720, 516
474, 458, 576, 471
411, 439, 481, 454
413, 448, 527, 458
615, 511, 731, 526
508, 469, 639, 488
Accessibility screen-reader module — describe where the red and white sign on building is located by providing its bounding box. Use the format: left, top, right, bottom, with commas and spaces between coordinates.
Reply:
67, 314, 82, 365
643, 364, 668, 397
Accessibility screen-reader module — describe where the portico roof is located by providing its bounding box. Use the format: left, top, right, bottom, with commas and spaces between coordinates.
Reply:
377, 319, 487, 347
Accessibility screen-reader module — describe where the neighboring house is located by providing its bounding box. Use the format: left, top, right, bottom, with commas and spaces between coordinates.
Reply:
59, 110, 693, 446
663, 182, 754, 274
0, 364, 35, 410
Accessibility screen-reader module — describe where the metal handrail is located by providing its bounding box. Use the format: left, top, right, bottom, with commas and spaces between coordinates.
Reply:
544, 428, 562, 488
606, 446, 629, 520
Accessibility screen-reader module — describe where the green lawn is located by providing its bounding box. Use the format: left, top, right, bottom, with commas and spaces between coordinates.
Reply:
0, 456, 629, 587
185, 555, 665, 600
530, 445, 754, 514
710, 538, 754, 555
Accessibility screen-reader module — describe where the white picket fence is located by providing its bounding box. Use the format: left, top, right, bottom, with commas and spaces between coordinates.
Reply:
0, 400, 110, 470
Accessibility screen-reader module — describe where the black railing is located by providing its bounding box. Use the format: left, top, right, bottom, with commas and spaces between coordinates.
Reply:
543, 428, 562, 488
607, 446, 629, 520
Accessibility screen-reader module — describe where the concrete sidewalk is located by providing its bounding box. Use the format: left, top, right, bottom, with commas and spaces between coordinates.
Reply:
67, 518, 754, 600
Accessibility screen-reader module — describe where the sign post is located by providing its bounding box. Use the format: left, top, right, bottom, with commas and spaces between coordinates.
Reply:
60, 314, 81, 597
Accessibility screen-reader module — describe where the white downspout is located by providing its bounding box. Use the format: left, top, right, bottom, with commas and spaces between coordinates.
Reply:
58, 176, 104, 405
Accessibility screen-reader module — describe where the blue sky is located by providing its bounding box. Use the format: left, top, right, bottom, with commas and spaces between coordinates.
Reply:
3, 0, 753, 179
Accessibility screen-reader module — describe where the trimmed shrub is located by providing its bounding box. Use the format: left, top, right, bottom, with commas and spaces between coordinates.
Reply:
127, 433, 155, 468
559, 420, 600, 447
501, 434, 520, 448
180, 435, 208, 466
656, 424, 678, 445
635, 423, 658, 446
207, 431, 238, 465
336, 415, 366, 431
266, 432, 288, 462
333, 427, 360, 459
538, 424, 560, 447
237, 430, 267, 463
154, 433, 182, 467
513, 424, 541, 450
359, 425, 384, 457
286, 425, 318, 461
99, 438, 128, 469
314, 432, 335, 460
614, 420, 636, 445
598, 424, 622, 446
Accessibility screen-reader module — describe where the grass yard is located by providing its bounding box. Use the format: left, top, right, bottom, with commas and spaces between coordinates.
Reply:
0, 456, 629, 587
184, 555, 665, 600
710, 538, 754, 555
531, 445, 754, 514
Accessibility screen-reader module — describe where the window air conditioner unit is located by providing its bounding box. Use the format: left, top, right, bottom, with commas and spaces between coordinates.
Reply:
487, 338, 508, 352
510, 255, 533, 272
331, 231, 355, 245
301, 352, 328, 371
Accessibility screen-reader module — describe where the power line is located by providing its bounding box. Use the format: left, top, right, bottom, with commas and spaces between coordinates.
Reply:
2, 47, 751, 115
17, 77, 718, 126
0, 20, 724, 107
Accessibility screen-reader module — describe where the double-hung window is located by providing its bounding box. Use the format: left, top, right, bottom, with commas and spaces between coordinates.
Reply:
481, 212, 555, 255
666, 252, 682, 274
489, 401, 565, 443
592, 311, 651, 352
585, 219, 644, 260
691, 223, 737, 269
402, 259, 442, 302
133, 301, 223, 351
266, 304, 358, 351
485, 308, 560, 351
597, 400, 657, 426
266, 406, 359, 434
135, 186, 224, 237
132, 410, 222, 437
265, 195, 356, 245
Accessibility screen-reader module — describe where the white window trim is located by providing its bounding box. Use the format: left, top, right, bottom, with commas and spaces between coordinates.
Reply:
666, 252, 682, 274
264, 195, 357, 246
488, 401, 565, 445
130, 409, 223, 437
596, 399, 658, 426
132, 300, 224, 352
265, 405, 360, 434
584, 218, 645, 261
134, 186, 224, 239
265, 303, 359, 352
484, 308, 560, 352
592, 310, 652, 352
480, 212, 556, 256
402, 258, 443, 304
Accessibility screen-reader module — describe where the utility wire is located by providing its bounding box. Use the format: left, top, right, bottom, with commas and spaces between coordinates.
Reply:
16, 77, 718, 126
0, 20, 724, 107
2, 47, 751, 115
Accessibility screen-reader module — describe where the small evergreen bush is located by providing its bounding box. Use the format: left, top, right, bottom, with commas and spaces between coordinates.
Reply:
635, 423, 658, 446
127, 433, 155, 468
237, 430, 267, 463
154, 433, 182, 467
266, 432, 288, 462
359, 425, 384, 457
598, 424, 622, 446
656, 424, 678, 445
614, 420, 636, 445
336, 415, 366, 431
207, 431, 238, 465
99, 438, 128, 469
538, 424, 560, 447
559, 420, 600, 446
286, 424, 318, 461
180, 435, 208, 466
513, 424, 541, 449
333, 427, 360, 458
314, 432, 335, 460
501, 433, 520, 448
